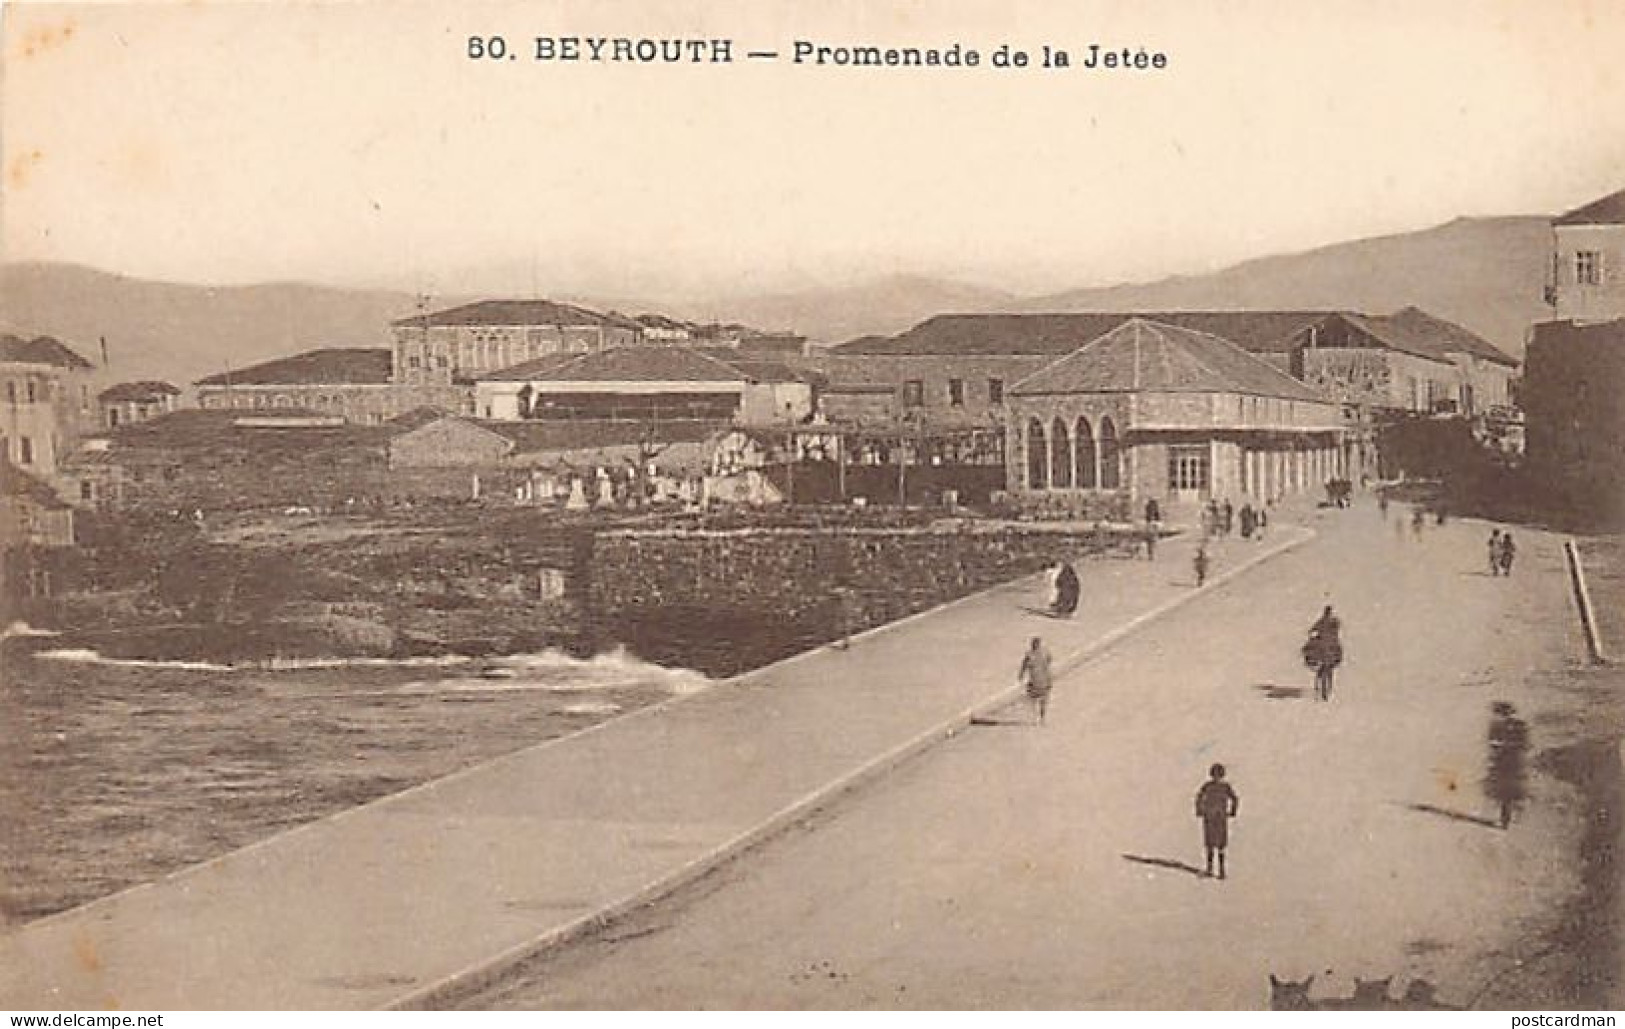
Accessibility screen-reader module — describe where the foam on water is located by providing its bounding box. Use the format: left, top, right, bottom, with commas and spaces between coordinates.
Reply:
2, 621, 61, 639
33, 648, 235, 672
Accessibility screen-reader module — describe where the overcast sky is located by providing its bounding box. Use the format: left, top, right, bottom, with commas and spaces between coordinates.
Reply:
4, 0, 1624, 300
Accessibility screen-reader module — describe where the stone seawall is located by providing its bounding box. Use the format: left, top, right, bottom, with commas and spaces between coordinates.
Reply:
586, 523, 1149, 676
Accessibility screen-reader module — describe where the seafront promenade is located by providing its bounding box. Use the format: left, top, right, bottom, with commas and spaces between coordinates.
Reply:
1, 520, 1309, 1010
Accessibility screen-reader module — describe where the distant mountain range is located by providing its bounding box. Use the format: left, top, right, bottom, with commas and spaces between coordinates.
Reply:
1012, 216, 1554, 359
0, 215, 1555, 386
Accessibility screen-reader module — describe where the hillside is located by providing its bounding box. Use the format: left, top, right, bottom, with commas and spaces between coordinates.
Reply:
0, 264, 448, 388
681, 275, 1018, 345
1014, 216, 1553, 359
0, 215, 1556, 386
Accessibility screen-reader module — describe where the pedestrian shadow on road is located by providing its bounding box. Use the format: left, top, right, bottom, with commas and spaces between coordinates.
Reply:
970, 714, 1034, 728
1121, 853, 1208, 878
1254, 682, 1306, 700
1018, 605, 1072, 619
1404, 802, 1502, 830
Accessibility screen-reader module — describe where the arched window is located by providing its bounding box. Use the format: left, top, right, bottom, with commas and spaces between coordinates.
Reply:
1075, 417, 1097, 488
1026, 418, 1048, 490
1051, 418, 1072, 489
1099, 417, 1121, 488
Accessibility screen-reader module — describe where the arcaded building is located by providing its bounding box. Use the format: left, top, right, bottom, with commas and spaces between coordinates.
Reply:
1005, 318, 1344, 516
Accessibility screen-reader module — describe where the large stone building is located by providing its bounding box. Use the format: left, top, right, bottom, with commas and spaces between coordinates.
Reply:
1524, 186, 1625, 525
391, 300, 644, 387
195, 348, 464, 424
819, 309, 1515, 480
1547, 187, 1625, 323
1005, 319, 1345, 516
0, 334, 98, 484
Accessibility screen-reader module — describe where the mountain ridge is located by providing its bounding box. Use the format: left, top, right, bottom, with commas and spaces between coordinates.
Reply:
0, 215, 1554, 386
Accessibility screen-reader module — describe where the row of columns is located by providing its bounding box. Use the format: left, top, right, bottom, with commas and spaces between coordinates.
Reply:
1023, 417, 1121, 491
1238, 443, 1345, 500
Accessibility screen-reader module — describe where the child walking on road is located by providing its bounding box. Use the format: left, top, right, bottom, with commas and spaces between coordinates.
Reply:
1018, 637, 1054, 726
1196, 763, 1240, 879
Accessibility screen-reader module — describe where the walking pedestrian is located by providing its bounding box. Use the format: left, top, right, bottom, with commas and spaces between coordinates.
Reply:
1018, 636, 1054, 726
1486, 702, 1529, 829
1256, 505, 1268, 543
1378, 492, 1389, 519
1411, 506, 1425, 539
1303, 605, 1344, 701
1221, 499, 1235, 537
1195, 763, 1240, 879
1193, 544, 1210, 588
1487, 529, 1502, 576
1144, 497, 1162, 530
1498, 532, 1517, 577
1238, 503, 1256, 540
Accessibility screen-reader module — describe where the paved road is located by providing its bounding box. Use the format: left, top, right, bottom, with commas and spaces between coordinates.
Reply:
470, 504, 1587, 1009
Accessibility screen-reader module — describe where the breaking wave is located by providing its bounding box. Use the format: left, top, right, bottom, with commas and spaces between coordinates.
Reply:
34, 648, 233, 672
2, 621, 62, 640
32, 644, 712, 697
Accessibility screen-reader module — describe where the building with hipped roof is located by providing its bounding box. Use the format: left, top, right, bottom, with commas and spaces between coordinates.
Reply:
1004, 318, 1345, 515
0, 333, 98, 486
1547, 187, 1625, 323
194, 347, 466, 424
99, 380, 180, 429
391, 300, 644, 387
1522, 186, 1625, 526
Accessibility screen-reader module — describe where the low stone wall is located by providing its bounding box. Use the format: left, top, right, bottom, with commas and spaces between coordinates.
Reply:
586, 522, 1149, 675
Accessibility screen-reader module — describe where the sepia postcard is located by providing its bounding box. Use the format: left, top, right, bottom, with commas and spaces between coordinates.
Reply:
2, 0, 1624, 1014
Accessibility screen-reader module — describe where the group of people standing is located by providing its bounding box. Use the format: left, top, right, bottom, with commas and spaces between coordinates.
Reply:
1201, 497, 1269, 542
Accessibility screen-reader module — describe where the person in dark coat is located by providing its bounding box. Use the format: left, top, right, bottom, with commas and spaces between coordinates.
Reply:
1239, 503, 1257, 540
1144, 497, 1162, 528
1499, 533, 1517, 577
1303, 605, 1343, 701
1196, 763, 1240, 879
1194, 545, 1210, 587
1487, 529, 1503, 576
1486, 702, 1529, 828
1052, 561, 1080, 617
1220, 499, 1235, 536
1018, 637, 1055, 725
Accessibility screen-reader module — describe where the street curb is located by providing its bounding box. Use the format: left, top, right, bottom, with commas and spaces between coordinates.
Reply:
392, 524, 1316, 1010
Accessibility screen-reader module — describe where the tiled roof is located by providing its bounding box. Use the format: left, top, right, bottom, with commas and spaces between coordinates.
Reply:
1011, 318, 1330, 402
102, 409, 392, 454
387, 406, 457, 430
194, 348, 392, 386
634, 314, 692, 330
835, 312, 1337, 357
488, 346, 747, 385
0, 460, 70, 509
1369, 307, 1518, 367
1554, 188, 1625, 226
394, 300, 640, 330
99, 380, 181, 403
689, 349, 817, 384
478, 353, 587, 382
479, 417, 726, 455
0, 334, 94, 370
